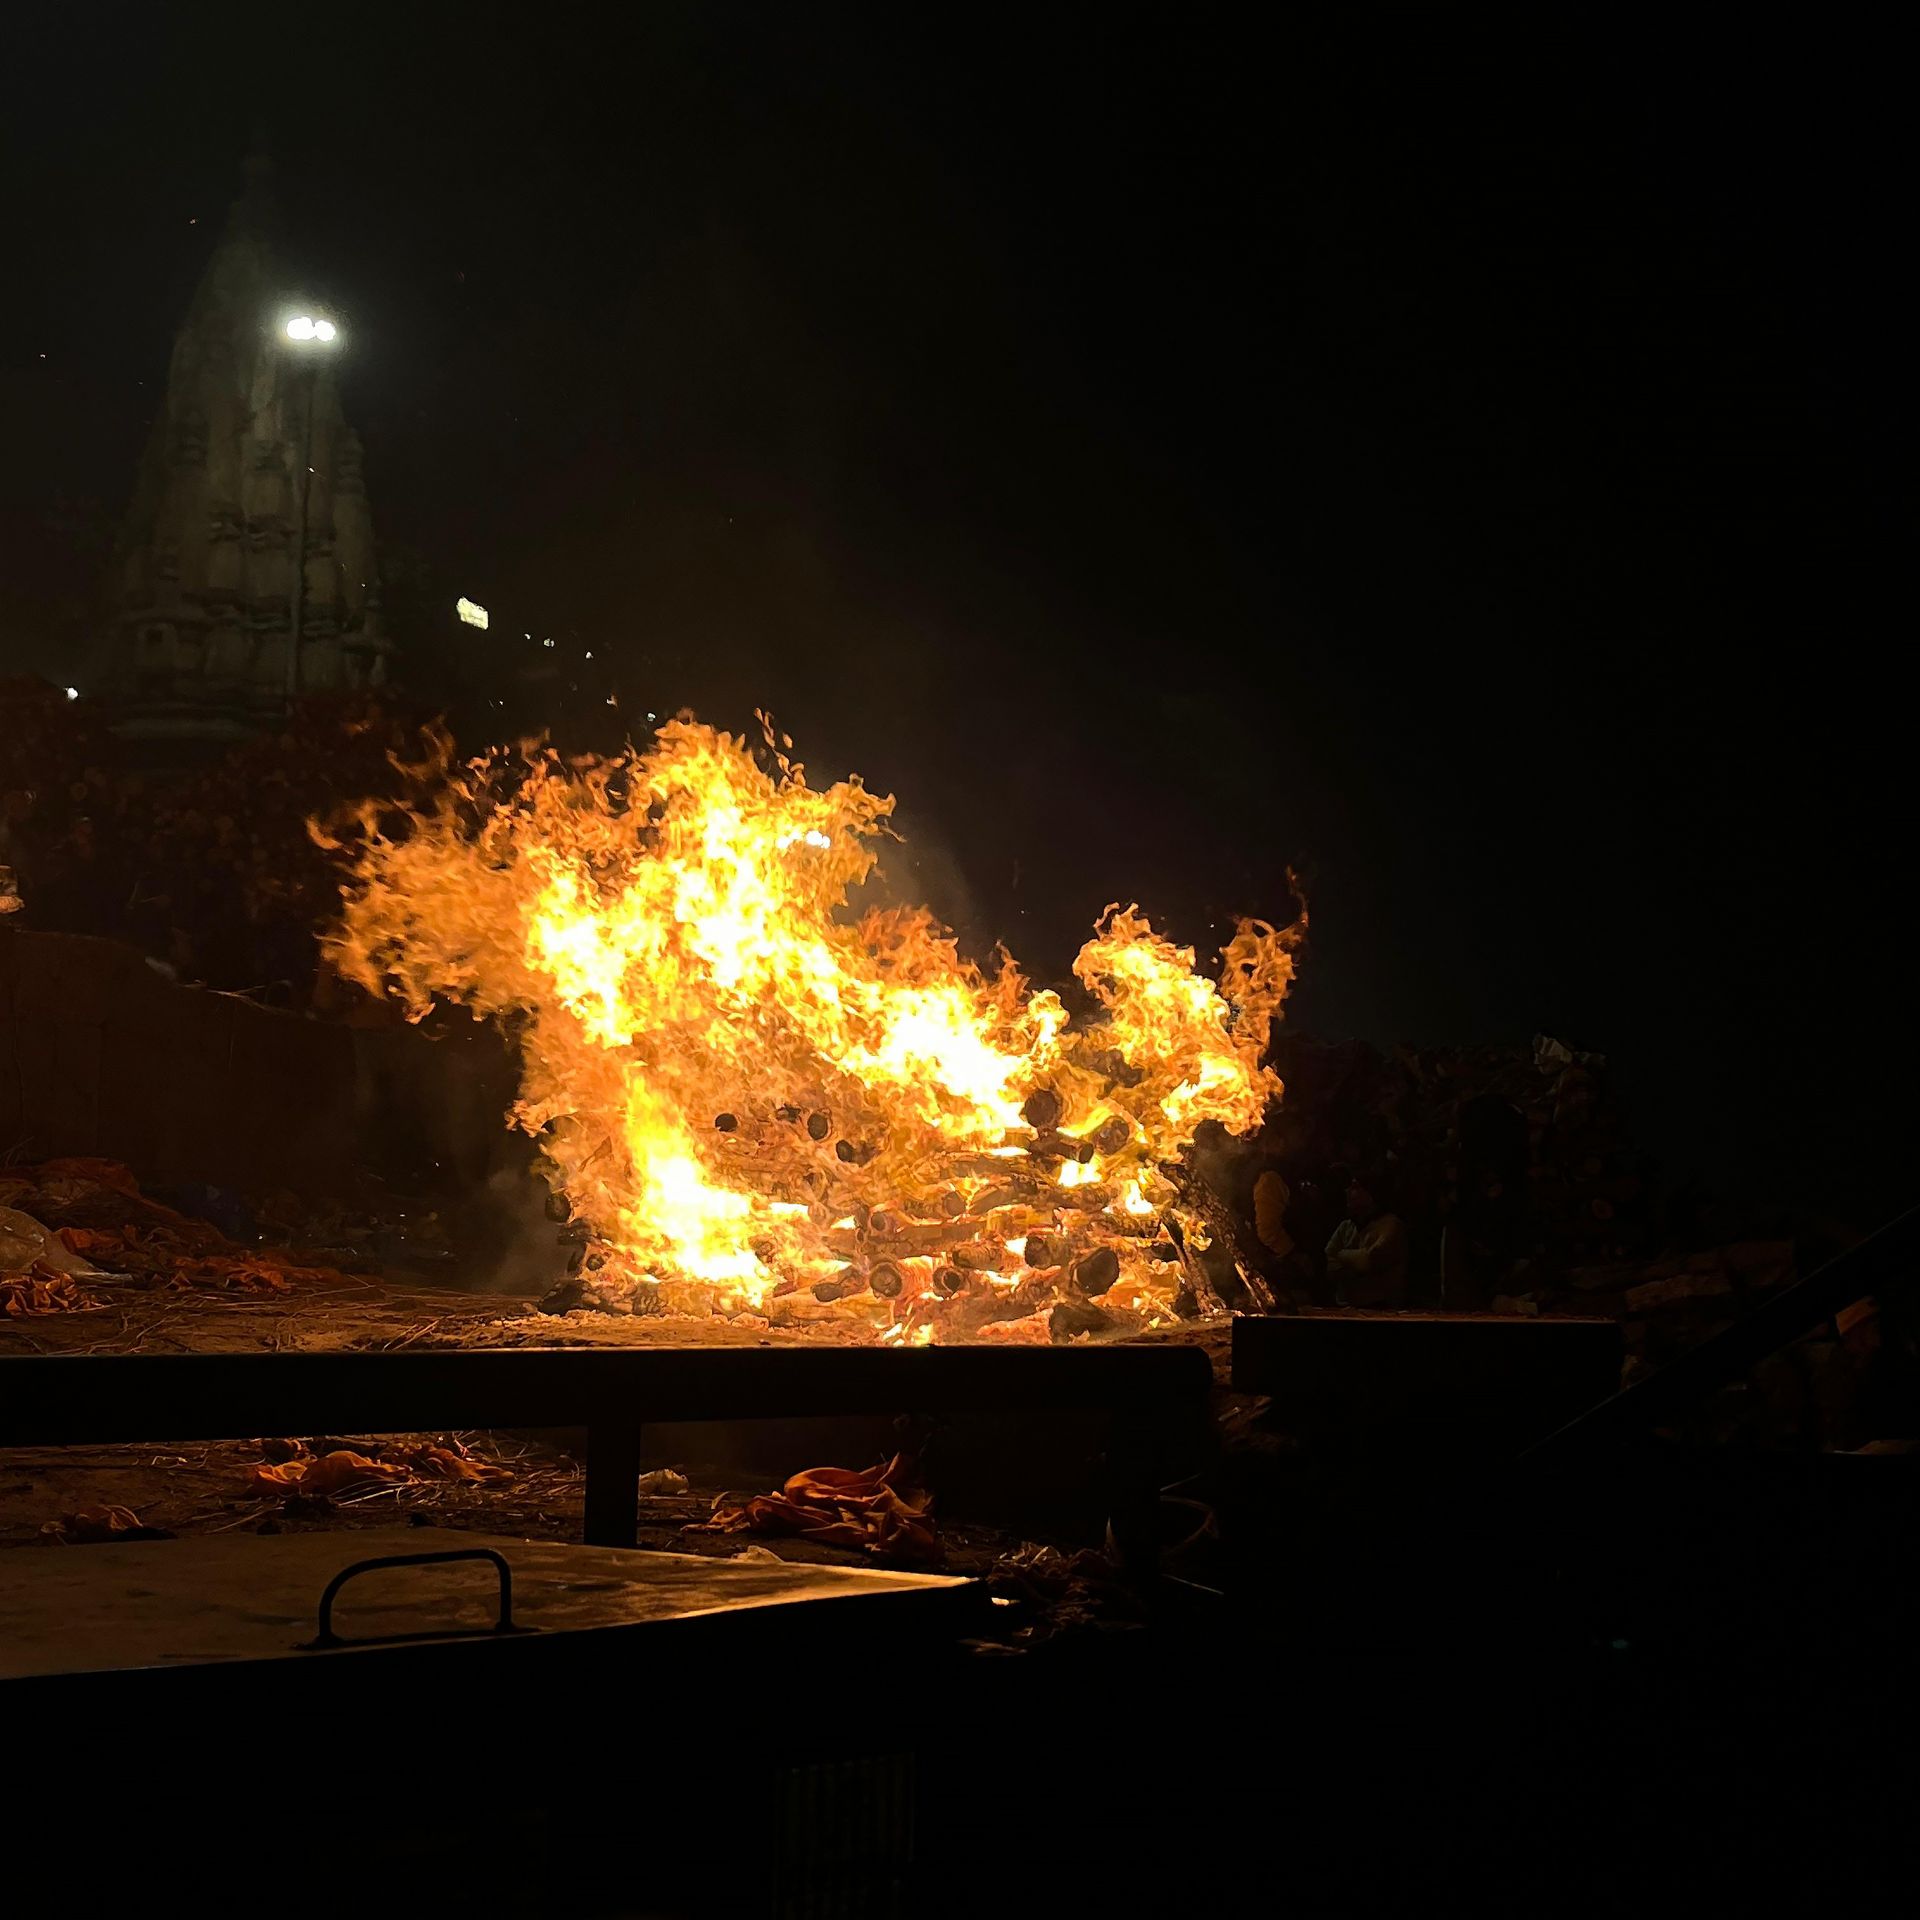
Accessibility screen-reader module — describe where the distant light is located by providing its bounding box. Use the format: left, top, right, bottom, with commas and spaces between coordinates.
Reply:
646, 711, 657, 721
284, 314, 341, 347
584, 651, 593, 660
542, 637, 555, 649
65, 686, 79, 701
455, 597, 489, 629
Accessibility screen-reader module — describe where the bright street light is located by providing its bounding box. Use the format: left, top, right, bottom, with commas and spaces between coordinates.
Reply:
284, 314, 339, 344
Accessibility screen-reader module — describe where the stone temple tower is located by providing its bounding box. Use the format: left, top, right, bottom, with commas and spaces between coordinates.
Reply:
96, 155, 391, 736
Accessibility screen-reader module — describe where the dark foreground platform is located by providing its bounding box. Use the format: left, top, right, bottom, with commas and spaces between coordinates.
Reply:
1231, 1308, 1623, 1454
6, 1527, 981, 1912
0, 1526, 976, 1691
0, 1340, 1211, 1547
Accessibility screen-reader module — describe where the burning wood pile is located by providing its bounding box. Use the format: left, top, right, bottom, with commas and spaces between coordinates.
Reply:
325, 717, 1301, 1343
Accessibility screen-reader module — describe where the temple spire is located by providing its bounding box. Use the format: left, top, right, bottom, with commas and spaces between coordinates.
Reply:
95, 153, 391, 738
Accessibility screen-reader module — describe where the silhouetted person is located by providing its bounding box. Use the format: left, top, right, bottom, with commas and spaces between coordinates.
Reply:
1326, 1175, 1408, 1308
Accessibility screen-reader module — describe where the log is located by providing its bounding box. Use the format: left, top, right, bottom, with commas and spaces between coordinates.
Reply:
1162, 1216, 1226, 1318
969, 1183, 1034, 1214
1071, 1245, 1121, 1298
1051, 1185, 1114, 1213
980, 1203, 1046, 1231
1050, 1299, 1117, 1342
939, 1287, 1046, 1337
813, 1262, 867, 1303
821, 1220, 977, 1259
1011, 1272, 1059, 1315
1024, 1233, 1062, 1270
1030, 1130, 1095, 1164
1176, 1173, 1279, 1315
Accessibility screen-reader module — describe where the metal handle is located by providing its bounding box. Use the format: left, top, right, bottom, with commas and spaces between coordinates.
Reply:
304, 1546, 521, 1650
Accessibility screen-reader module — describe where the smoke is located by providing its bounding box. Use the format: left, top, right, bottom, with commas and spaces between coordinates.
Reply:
849, 803, 994, 965
349, 1021, 571, 1297
466, 1150, 575, 1299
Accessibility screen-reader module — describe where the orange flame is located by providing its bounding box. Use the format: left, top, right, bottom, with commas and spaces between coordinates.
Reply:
326, 719, 1299, 1337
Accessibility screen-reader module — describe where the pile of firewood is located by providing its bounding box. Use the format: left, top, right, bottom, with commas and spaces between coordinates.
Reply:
549, 1081, 1275, 1343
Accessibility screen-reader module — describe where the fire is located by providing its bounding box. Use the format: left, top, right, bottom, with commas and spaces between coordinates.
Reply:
324, 718, 1299, 1339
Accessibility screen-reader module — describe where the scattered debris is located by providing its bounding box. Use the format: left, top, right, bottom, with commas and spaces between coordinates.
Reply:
252, 1450, 412, 1498
1626, 1269, 1735, 1313
0, 1158, 359, 1298
985, 1539, 1140, 1643
0, 1203, 105, 1277
2, 1268, 105, 1316
42, 1505, 172, 1543
698, 1454, 937, 1560
250, 1436, 516, 1499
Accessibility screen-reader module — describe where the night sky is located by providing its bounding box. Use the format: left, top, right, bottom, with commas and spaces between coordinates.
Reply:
5, 9, 1912, 1216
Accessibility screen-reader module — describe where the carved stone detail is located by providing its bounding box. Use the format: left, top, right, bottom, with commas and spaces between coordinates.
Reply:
97, 155, 393, 721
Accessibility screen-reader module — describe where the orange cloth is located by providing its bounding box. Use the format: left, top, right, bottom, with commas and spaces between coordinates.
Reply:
701, 1453, 936, 1560
250, 1440, 514, 1498
2, 1266, 104, 1316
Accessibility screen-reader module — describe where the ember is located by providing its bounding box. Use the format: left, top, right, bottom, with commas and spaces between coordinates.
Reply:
326, 718, 1300, 1340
